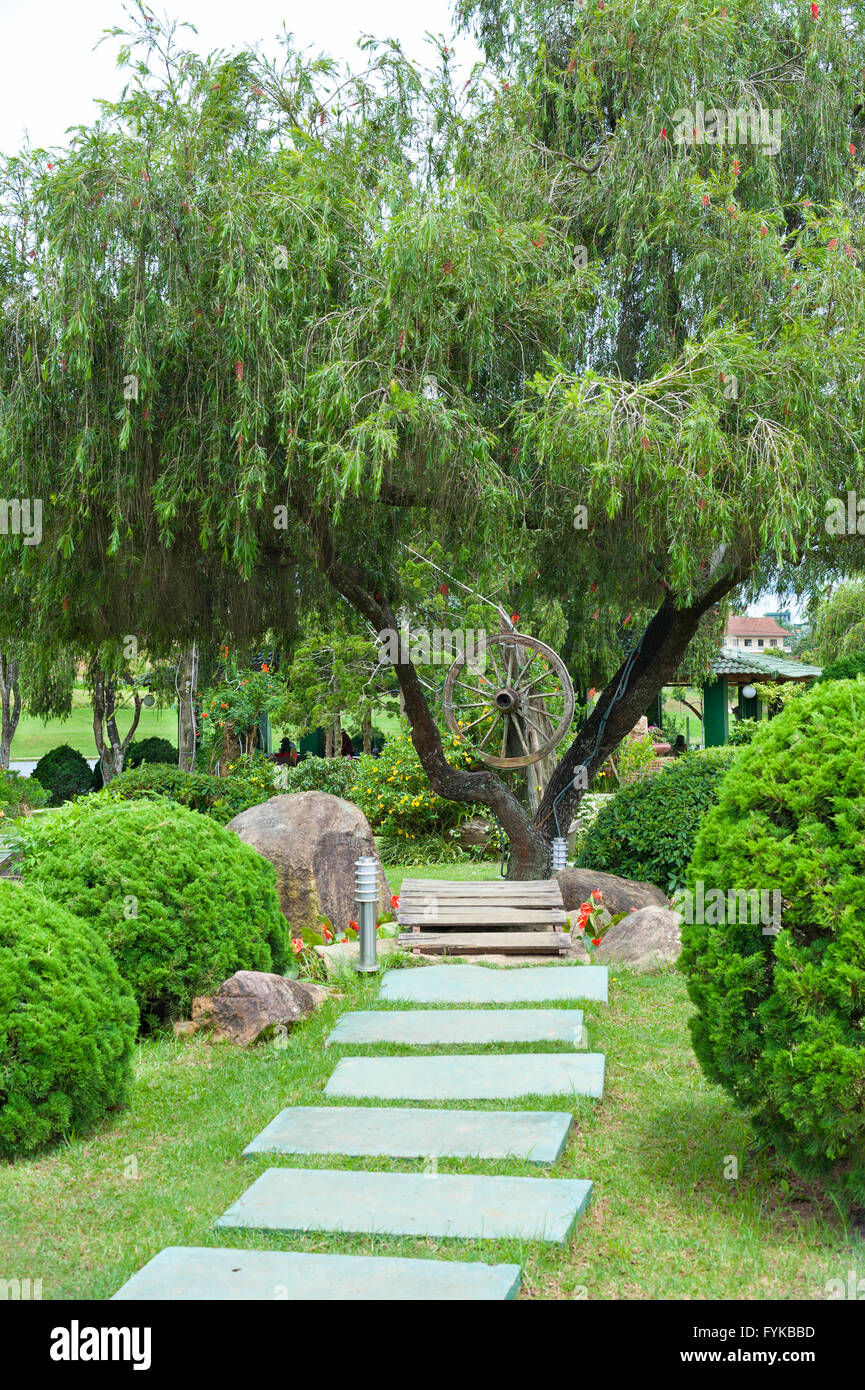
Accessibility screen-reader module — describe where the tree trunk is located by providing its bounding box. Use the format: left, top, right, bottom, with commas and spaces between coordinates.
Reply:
362, 713, 373, 756
93, 668, 143, 785
177, 640, 198, 772
0, 653, 21, 771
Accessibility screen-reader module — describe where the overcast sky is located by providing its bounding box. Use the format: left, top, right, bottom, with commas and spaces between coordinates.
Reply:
0, 0, 475, 155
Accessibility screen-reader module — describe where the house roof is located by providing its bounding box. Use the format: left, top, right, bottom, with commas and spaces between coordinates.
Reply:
726, 615, 791, 637
710, 647, 822, 681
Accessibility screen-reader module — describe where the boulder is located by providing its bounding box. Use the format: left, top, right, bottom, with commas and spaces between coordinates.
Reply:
456, 816, 493, 850
209, 969, 325, 1046
226, 792, 389, 937
557, 866, 669, 916
594, 906, 683, 973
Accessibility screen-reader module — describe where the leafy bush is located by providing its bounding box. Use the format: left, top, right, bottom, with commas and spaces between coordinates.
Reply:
281, 756, 360, 798
19, 799, 290, 1026
728, 717, 762, 745
568, 792, 613, 857
593, 732, 658, 790
93, 761, 277, 825
817, 652, 865, 683
576, 748, 737, 893
0, 880, 138, 1157
680, 679, 865, 1205
125, 736, 177, 767
32, 743, 93, 805
0, 769, 49, 819
376, 830, 498, 867
353, 730, 480, 846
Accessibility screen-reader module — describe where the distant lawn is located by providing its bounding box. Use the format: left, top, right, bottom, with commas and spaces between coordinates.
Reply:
384, 860, 502, 894
1, 959, 860, 1301
12, 688, 175, 761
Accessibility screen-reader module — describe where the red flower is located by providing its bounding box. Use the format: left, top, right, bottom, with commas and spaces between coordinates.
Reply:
323, 926, 333, 942
391, 894, 400, 910
810, 2, 819, 16
348, 919, 359, 932
701, 194, 710, 207
660, 128, 667, 140
591, 889, 603, 901
590, 581, 598, 593
591, 609, 599, 621
398, 329, 406, 349
732, 159, 740, 177
439, 583, 449, 596
261, 662, 270, 673
640, 435, 650, 449
592, 937, 603, 947
588, 687, 596, 699
845, 244, 856, 258
759, 226, 768, 237
531, 235, 546, 248
850, 143, 856, 157
697, 499, 708, 512
510, 612, 520, 625
828, 238, 838, 250
235, 360, 244, 381
728, 205, 738, 218
291, 938, 303, 955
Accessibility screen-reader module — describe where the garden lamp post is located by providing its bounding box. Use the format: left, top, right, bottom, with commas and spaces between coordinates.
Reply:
354, 855, 379, 973
551, 837, 568, 872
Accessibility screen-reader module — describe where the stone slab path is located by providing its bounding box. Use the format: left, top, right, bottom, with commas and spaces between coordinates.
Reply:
326, 1007, 586, 1048
379, 963, 608, 1004
112, 1245, 522, 1301
243, 1105, 573, 1162
215, 1167, 593, 1244
325, 1052, 605, 1101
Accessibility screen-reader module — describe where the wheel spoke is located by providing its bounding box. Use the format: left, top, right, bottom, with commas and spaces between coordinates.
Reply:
458, 710, 496, 733
500, 712, 510, 760
514, 647, 539, 685
513, 716, 531, 757
477, 718, 498, 751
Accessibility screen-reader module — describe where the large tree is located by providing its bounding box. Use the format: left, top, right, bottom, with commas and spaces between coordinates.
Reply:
3, 4, 865, 873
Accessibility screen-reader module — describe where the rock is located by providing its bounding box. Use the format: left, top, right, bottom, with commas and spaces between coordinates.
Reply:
191, 995, 213, 1025
557, 867, 669, 916
594, 906, 683, 973
173, 1020, 198, 1038
209, 969, 322, 1046
226, 793, 389, 937
456, 816, 492, 850
314, 938, 405, 977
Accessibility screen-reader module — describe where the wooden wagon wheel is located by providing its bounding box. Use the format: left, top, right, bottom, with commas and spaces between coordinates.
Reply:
443, 632, 575, 769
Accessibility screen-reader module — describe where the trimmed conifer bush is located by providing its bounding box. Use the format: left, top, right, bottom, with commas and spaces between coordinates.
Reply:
680, 679, 865, 1205
576, 749, 736, 893
32, 743, 93, 805
20, 800, 290, 1026
0, 881, 138, 1157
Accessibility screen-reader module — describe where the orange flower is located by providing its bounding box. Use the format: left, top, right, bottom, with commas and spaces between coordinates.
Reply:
261, 663, 270, 673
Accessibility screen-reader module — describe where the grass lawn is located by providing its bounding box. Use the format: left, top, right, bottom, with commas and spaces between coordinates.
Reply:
13, 688, 175, 761
1, 950, 860, 1300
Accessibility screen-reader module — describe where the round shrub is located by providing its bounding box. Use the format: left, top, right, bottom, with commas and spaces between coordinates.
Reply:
19, 800, 290, 1026
680, 679, 865, 1204
32, 743, 93, 805
0, 880, 138, 1157
576, 748, 736, 894
282, 756, 360, 798
817, 652, 865, 683
353, 730, 480, 846
124, 736, 178, 768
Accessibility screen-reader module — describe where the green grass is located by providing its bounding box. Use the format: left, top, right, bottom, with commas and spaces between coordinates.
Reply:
1, 957, 860, 1300
13, 689, 175, 761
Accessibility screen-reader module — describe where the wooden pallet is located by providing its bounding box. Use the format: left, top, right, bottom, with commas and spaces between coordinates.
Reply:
396, 877, 568, 955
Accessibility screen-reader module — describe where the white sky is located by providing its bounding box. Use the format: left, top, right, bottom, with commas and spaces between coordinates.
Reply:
0, 0, 476, 155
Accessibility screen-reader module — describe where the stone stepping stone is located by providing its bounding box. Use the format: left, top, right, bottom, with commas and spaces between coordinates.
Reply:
215, 1168, 592, 1244
111, 1245, 521, 1300
326, 1008, 586, 1048
379, 963, 608, 1005
325, 1052, 605, 1101
243, 1106, 573, 1162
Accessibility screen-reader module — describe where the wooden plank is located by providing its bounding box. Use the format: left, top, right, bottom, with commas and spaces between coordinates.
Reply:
400, 879, 562, 895
398, 893, 561, 907
397, 932, 568, 954
397, 910, 567, 926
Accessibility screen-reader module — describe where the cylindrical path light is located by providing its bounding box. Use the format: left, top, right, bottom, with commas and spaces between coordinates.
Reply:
354, 855, 380, 973
551, 837, 568, 872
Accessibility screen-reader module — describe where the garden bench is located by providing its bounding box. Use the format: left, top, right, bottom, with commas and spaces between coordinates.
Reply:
396, 877, 568, 956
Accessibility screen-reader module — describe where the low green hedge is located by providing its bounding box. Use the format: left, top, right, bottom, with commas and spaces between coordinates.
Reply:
0, 769, 49, 819
94, 762, 277, 825
576, 748, 737, 894
0, 880, 138, 1157
19, 799, 290, 1027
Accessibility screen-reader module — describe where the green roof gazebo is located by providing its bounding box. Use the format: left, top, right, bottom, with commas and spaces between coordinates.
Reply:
702, 647, 822, 747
